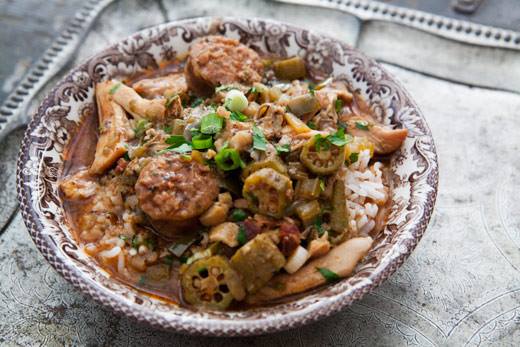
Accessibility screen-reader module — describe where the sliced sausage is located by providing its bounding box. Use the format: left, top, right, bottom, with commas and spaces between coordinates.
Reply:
185, 35, 264, 96
135, 153, 219, 221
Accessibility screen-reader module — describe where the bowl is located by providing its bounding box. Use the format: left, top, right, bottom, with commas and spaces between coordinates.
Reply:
17, 17, 438, 336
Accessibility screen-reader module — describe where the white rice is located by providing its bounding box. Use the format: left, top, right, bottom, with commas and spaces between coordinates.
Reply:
345, 149, 388, 236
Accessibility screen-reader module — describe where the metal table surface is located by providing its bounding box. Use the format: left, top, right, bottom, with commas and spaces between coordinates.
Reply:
1, 0, 519, 346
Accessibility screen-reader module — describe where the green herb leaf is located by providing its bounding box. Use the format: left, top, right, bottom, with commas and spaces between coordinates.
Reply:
190, 97, 204, 108
349, 152, 359, 164
230, 111, 248, 122
133, 119, 149, 138
252, 125, 268, 151
335, 99, 343, 114
307, 121, 316, 130
230, 208, 248, 222
191, 134, 213, 150
313, 134, 330, 152
317, 267, 340, 282
200, 113, 224, 135
236, 225, 248, 245
248, 86, 258, 95
109, 82, 122, 95
275, 144, 291, 154
355, 121, 370, 131
215, 148, 246, 171
314, 217, 325, 236
327, 128, 352, 147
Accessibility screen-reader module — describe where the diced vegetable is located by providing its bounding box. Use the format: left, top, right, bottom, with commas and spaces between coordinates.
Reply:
192, 134, 213, 149
284, 246, 310, 274
236, 225, 248, 246
200, 113, 224, 134
284, 112, 312, 134
209, 222, 240, 247
275, 144, 291, 154
295, 200, 321, 226
330, 178, 348, 233
230, 233, 285, 293
287, 94, 320, 117
181, 256, 245, 310
243, 168, 293, 218
300, 136, 345, 175
273, 56, 307, 80
229, 110, 248, 122
225, 89, 248, 112
215, 148, 245, 171
241, 156, 288, 180
295, 178, 321, 200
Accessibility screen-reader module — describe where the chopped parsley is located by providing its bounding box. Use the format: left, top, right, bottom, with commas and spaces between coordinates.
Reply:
171, 143, 192, 154
317, 267, 340, 282
165, 135, 188, 147
252, 125, 268, 151
275, 144, 291, 154
163, 125, 173, 134
349, 152, 359, 164
327, 127, 352, 147
229, 111, 248, 122
229, 208, 248, 222
200, 113, 224, 134
248, 86, 258, 95
190, 97, 204, 108
355, 121, 370, 131
307, 121, 317, 130
236, 225, 248, 246
335, 99, 343, 114
109, 82, 122, 95
313, 134, 331, 151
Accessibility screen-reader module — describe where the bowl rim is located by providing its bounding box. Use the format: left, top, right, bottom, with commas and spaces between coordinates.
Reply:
16, 16, 439, 336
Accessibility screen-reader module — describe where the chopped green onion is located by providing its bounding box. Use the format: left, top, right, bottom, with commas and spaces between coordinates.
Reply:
355, 121, 370, 131
252, 125, 268, 151
335, 99, 343, 114
349, 152, 359, 164
275, 144, 291, 154
230, 208, 248, 222
317, 267, 340, 282
200, 113, 224, 134
165, 135, 187, 146
319, 178, 325, 192
224, 89, 248, 112
215, 148, 245, 171
192, 134, 213, 150
171, 143, 192, 154
109, 82, 122, 95
190, 97, 204, 108
236, 225, 248, 245
230, 111, 248, 122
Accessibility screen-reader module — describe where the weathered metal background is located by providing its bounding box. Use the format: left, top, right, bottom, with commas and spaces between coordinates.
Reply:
1, 0, 519, 345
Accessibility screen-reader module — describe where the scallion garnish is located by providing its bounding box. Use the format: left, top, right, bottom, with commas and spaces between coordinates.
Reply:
349, 152, 359, 164
317, 267, 340, 282
191, 134, 213, 150
200, 113, 224, 134
214, 148, 245, 171
327, 127, 352, 147
275, 144, 291, 154
230, 111, 248, 122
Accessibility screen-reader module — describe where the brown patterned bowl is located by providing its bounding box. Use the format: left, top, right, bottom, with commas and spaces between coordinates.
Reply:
17, 17, 438, 336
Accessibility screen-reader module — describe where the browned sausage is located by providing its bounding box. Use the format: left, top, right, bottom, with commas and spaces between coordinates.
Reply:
185, 35, 264, 96
135, 153, 219, 221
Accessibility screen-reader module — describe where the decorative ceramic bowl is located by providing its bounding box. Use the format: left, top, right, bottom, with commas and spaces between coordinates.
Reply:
17, 17, 438, 336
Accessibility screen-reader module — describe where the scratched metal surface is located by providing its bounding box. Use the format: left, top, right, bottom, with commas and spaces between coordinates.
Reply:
1, 0, 520, 345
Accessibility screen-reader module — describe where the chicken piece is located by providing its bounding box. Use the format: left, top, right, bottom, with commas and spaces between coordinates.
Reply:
90, 81, 133, 175
60, 169, 98, 199
246, 237, 373, 304
347, 118, 408, 155
132, 73, 188, 99
209, 222, 239, 247
185, 35, 264, 96
199, 192, 233, 226
109, 80, 167, 120
254, 103, 285, 139
308, 232, 331, 259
